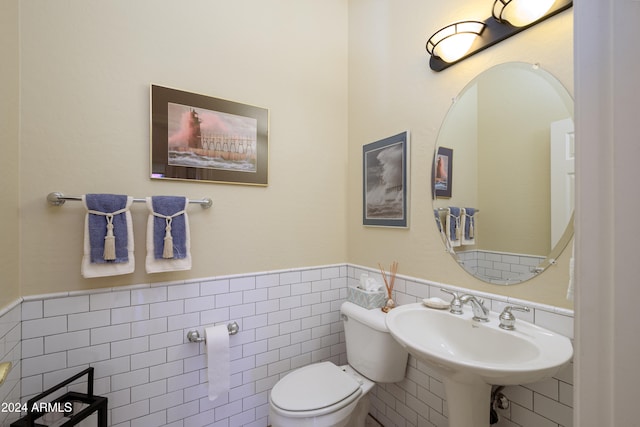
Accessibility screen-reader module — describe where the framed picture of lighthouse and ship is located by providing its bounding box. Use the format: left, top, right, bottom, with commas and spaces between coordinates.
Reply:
362, 131, 409, 228
150, 85, 269, 186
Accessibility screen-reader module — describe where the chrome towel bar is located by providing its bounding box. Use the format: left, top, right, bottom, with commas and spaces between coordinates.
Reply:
187, 322, 240, 343
47, 192, 213, 209
436, 207, 480, 212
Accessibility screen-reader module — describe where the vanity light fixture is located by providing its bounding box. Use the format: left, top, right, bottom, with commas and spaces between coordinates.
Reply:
426, 21, 486, 64
427, 0, 573, 71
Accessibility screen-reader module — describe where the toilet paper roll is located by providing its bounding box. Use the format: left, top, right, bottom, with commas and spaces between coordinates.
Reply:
205, 324, 230, 401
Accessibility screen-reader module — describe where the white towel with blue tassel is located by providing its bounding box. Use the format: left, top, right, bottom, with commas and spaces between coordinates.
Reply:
81, 194, 135, 278
145, 196, 192, 273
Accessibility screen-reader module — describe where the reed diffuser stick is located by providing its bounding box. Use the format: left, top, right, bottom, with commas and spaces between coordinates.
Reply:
378, 261, 399, 312
389, 261, 398, 297
378, 262, 390, 297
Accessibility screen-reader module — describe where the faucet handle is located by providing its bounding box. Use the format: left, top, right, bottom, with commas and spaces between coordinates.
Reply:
498, 305, 530, 330
440, 289, 464, 314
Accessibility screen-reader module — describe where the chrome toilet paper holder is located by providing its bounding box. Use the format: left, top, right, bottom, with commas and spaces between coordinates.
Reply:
187, 322, 240, 343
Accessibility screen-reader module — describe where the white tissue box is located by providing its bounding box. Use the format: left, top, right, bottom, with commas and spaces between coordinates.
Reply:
347, 287, 387, 310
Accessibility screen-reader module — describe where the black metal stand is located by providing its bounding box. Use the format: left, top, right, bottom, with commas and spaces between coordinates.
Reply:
11, 367, 107, 427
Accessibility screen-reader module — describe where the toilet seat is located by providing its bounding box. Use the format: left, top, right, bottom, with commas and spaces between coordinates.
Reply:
270, 362, 363, 417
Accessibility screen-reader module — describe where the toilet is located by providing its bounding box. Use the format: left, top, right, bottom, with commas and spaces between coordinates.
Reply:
268, 301, 409, 427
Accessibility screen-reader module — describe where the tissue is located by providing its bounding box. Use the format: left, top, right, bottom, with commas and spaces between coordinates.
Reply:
366, 278, 381, 291
348, 275, 386, 309
358, 274, 382, 292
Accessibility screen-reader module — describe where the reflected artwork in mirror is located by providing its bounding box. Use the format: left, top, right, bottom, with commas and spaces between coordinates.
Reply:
432, 62, 574, 285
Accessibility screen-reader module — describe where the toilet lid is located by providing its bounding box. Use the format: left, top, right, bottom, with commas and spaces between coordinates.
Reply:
270, 362, 361, 412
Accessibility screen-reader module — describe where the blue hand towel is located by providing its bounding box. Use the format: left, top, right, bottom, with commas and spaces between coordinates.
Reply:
151, 196, 188, 260
447, 207, 461, 247
85, 194, 130, 263
146, 196, 192, 273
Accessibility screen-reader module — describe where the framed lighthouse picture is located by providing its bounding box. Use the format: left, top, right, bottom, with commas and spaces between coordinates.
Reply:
150, 85, 269, 186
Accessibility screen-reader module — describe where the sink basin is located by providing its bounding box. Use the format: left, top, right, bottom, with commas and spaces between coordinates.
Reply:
385, 302, 573, 426
385, 302, 572, 385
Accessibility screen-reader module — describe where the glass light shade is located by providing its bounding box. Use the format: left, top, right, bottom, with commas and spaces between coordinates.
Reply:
493, 0, 556, 27
426, 21, 486, 63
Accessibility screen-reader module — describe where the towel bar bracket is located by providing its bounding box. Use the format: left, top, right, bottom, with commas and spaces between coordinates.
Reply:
47, 192, 67, 206
187, 322, 239, 343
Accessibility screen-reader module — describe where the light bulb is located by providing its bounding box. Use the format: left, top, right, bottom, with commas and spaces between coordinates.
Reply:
435, 34, 479, 63
494, 0, 556, 27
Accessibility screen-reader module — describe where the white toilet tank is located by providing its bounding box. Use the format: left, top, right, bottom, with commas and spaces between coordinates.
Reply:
341, 301, 408, 383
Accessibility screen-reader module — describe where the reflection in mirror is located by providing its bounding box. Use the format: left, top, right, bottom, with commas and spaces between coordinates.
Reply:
433, 62, 574, 285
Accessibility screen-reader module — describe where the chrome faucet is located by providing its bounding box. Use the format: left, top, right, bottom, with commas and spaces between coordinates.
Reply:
460, 294, 490, 322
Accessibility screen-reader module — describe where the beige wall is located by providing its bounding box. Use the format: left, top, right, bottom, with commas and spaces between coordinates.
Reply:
0, 0, 20, 308
6, 0, 575, 309
347, 0, 574, 308
16, 0, 348, 296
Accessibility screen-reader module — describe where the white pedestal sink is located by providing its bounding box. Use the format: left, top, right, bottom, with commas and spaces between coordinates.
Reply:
385, 302, 573, 427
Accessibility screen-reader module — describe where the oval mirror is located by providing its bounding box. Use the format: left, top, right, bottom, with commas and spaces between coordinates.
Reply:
432, 62, 574, 285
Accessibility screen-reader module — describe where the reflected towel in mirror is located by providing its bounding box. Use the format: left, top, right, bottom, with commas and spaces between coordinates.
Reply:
446, 207, 461, 247
461, 207, 476, 245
